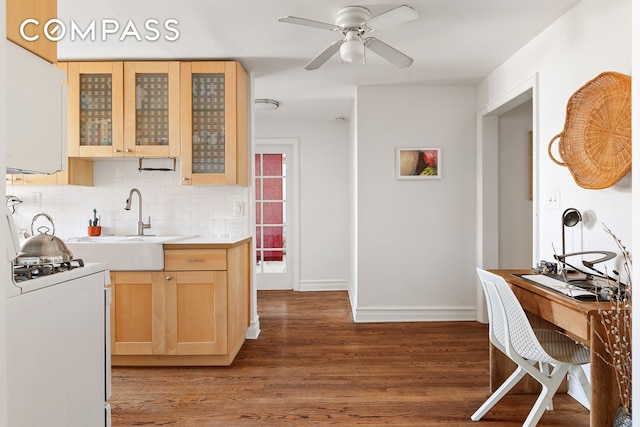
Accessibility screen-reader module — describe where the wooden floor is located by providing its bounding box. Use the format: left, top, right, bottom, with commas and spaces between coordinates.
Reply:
110, 291, 590, 426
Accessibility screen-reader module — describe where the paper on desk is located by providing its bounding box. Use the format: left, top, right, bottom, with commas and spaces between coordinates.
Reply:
520, 274, 595, 298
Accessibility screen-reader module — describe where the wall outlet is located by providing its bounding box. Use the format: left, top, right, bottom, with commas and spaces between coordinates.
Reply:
234, 202, 245, 217
30, 192, 41, 206
544, 189, 560, 209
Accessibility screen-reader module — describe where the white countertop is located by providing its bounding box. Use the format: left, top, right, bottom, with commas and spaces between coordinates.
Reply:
66, 234, 252, 245
161, 235, 253, 249
64, 235, 252, 271
166, 235, 252, 244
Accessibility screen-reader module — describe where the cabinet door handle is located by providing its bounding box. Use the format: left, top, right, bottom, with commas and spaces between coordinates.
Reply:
185, 259, 205, 263
114, 148, 121, 153
166, 275, 173, 281
182, 177, 190, 181
125, 148, 132, 153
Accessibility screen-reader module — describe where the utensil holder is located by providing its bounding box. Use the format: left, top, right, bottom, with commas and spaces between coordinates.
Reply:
88, 226, 102, 236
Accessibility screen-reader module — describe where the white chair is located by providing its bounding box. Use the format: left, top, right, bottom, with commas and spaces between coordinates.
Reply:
473, 268, 591, 427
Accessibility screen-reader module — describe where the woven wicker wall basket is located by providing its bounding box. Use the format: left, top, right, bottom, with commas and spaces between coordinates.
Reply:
548, 71, 631, 190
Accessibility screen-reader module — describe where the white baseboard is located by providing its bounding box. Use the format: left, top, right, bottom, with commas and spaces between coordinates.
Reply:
353, 305, 477, 323
245, 318, 261, 339
256, 283, 293, 291
254, 283, 475, 322
299, 279, 349, 292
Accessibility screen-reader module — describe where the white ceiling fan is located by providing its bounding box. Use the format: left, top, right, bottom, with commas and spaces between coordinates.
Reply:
279, 4, 419, 71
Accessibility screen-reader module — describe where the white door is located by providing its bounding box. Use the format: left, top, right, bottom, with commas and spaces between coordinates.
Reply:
255, 140, 298, 290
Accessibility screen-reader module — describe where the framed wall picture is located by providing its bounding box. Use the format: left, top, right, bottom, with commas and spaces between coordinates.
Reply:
396, 147, 441, 180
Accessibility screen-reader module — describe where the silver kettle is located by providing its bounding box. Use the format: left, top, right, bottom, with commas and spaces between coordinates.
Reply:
15, 213, 73, 265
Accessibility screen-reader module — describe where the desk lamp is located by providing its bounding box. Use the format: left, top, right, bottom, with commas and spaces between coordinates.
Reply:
561, 208, 582, 271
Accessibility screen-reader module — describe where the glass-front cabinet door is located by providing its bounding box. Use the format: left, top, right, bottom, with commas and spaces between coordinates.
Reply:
67, 62, 124, 157
123, 62, 181, 158
67, 61, 180, 158
180, 62, 248, 185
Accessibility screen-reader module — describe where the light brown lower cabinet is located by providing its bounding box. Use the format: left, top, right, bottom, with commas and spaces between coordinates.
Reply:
110, 241, 250, 366
165, 270, 228, 356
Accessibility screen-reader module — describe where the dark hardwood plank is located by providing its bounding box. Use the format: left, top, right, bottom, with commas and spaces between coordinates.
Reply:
110, 290, 590, 426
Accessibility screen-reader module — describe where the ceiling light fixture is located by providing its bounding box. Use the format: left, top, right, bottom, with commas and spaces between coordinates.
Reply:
254, 99, 280, 111
340, 31, 364, 63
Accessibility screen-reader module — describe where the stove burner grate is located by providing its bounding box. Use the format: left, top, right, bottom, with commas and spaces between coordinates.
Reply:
13, 259, 85, 283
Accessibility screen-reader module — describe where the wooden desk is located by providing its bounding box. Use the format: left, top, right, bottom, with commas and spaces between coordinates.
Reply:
489, 269, 618, 426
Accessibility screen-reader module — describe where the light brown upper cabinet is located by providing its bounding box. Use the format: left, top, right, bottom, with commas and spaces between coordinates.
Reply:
6, 158, 94, 187
180, 62, 248, 186
67, 61, 180, 158
6, 0, 57, 63
123, 62, 181, 158
67, 62, 125, 157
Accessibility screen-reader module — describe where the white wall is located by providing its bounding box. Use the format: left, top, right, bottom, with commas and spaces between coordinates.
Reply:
6, 158, 250, 240
477, 0, 632, 275
255, 118, 351, 288
353, 85, 477, 321
348, 100, 358, 310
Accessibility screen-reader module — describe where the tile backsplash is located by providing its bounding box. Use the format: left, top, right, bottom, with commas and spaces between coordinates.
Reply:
6, 158, 250, 239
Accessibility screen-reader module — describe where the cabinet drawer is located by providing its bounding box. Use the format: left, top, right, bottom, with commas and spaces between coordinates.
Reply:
164, 249, 227, 271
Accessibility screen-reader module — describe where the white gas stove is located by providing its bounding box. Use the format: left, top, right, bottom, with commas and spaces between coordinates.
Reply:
5, 209, 106, 296
4, 209, 112, 426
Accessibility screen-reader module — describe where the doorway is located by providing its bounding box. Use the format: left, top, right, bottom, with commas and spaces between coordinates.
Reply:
476, 76, 538, 321
254, 140, 299, 290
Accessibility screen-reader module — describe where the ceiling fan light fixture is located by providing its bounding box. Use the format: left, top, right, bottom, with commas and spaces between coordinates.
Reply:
254, 98, 280, 111
340, 32, 364, 63
335, 6, 371, 28
280, 4, 418, 70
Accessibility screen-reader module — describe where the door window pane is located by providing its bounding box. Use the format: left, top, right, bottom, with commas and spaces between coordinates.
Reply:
262, 154, 283, 175
263, 202, 283, 225
262, 178, 283, 200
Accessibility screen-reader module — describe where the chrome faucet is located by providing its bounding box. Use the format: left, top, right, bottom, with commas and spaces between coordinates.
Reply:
124, 188, 151, 236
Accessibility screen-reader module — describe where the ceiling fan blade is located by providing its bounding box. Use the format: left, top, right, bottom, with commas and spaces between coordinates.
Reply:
365, 37, 413, 68
305, 40, 344, 70
278, 16, 339, 31
363, 5, 418, 31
